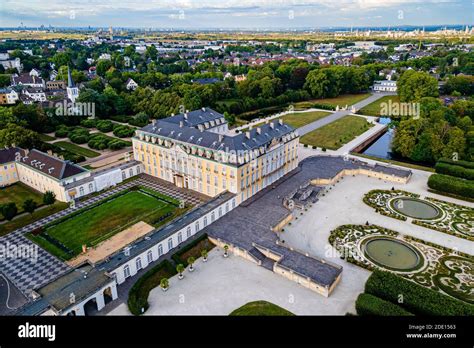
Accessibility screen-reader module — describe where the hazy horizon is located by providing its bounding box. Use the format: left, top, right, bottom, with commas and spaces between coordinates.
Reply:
1, 0, 472, 29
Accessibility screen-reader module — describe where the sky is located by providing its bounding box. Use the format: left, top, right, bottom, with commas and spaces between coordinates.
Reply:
0, 0, 472, 29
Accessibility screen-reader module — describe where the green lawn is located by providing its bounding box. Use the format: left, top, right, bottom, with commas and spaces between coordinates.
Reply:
29, 190, 177, 260
254, 111, 331, 129
300, 115, 373, 150
229, 301, 294, 316
294, 93, 371, 110
38, 133, 56, 142
0, 183, 44, 215
54, 141, 101, 158
0, 202, 68, 237
357, 95, 400, 116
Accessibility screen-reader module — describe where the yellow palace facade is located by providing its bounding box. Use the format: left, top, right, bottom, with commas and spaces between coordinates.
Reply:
133, 108, 299, 203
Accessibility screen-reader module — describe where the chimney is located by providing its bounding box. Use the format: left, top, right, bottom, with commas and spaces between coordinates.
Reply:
47, 150, 53, 156
218, 134, 224, 142
198, 124, 204, 132
152, 119, 156, 125
201, 107, 205, 111
279, 118, 283, 126
270, 122, 275, 129
245, 131, 251, 139
179, 121, 184, 128
184, 113, 188, 120
256, 127, 261, 135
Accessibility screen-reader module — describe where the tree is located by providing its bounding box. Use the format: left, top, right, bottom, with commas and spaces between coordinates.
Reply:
0, 123, 40, 149
176, 264, 185, 279
1, 202, 18, 221
43, 191, 56, 205
160, 278, 169, 291
187, 257, 196, 272
22, 199, 38, 214
397, 70, 439, 102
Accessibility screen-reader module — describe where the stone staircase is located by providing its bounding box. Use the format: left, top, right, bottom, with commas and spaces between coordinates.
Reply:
248, 247, 275, 271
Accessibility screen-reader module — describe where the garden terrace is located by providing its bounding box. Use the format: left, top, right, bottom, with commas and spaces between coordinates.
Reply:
328, 224, 474, 304
363, 189, 474, 241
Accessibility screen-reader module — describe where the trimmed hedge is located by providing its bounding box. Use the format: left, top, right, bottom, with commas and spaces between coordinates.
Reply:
438, 158, 474, 170
127, 259, 177, 315
355, 293, 414, 316
427, 174, 474, 198
365, 270, 474, 316
171, 233, 212, 267
435, 162, 474, 180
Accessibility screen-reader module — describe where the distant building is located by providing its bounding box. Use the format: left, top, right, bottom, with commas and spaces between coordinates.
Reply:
66, 67, 79, 103
0, 88, 19, 104
0, 147, 142, 202
125, 78, 138, 91
373, 80, 397, 92
11, 73, 44, 88
46, 80, 66, 90
98, 53, 111, 60
0, 57, 22, 72
234, 74, 247, 82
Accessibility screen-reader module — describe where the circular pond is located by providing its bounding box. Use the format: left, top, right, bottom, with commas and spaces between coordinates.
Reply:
363, 237, 423, 272
391, 197, 442, 220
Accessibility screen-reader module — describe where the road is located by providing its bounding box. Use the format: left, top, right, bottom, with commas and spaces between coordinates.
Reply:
297, 92, 395, 136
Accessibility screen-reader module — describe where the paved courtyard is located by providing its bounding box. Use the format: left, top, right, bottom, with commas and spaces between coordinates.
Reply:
108, 247, 369, 316
282, 170, 474, 260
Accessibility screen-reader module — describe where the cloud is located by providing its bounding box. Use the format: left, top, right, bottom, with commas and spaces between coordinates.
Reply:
0, 0, 469, 27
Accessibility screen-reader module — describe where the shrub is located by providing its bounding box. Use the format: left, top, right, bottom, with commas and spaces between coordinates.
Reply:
55, 126, 70, 138
435, 162, 474, 180
113, 125, 135, 138
80, 118, 96, 128
427, 174, 474, 198
437, 158, 474, 169
1, 202, 18, 220
68, 127, 90, 144
127, 260, 176, 315
355, 293, 413, 316
129, 112, 149, 127
96, 120, 114, 133
365, 270, 474, 316
22, 199, 38, 214
43, 191, 56, 205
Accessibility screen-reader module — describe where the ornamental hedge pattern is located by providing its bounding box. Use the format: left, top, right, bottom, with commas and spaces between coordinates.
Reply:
328, 224, 473, 304
363, 189, 474, 241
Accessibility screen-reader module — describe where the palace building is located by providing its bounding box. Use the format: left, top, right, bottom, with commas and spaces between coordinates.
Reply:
133, 107, 299, 203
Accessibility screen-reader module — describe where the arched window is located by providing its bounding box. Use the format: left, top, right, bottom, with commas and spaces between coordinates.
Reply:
177, 232, 183, 243
158, 244, 163, 256
79, 187, 84, 196
136, 258, 142, 271
186, 226, 191, 238
147, 250, 153, 263
203, 216, 208, 227
168, 238, 173, 250
88, 183, 93, 192
123, 265, 130, 279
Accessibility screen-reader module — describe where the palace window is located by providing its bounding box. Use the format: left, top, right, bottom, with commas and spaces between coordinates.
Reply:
168, 238, 173, 250
147, 250, 153, 263
123, 265, 130, 279
158, 244, 163, 256
136, 258, 142, 271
